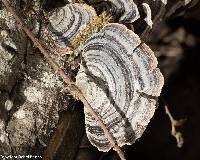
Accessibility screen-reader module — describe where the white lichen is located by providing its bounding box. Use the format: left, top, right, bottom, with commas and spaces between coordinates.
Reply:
24, 86, 44, 103
13, 109, 26, 119
40, 72, 63, 89
4, 99, 13, 111
7, 105, 36, 149
0, 9, 17, 30
0, 120, 8, 144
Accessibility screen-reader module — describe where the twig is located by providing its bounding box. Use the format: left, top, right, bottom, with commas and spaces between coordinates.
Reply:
1, 0, 126, 160
165, 105, 186, 148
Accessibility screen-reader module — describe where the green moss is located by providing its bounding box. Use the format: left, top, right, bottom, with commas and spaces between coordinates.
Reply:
66, 12, 112, 66
71, 12, 112, 50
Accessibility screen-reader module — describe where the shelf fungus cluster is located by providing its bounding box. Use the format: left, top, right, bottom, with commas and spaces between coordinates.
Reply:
48, 3, 164, 152
87, 0, 168, 28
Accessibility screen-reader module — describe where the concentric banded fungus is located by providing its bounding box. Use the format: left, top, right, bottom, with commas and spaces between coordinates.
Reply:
76, 23, 164, 151
107, 0, 140, 22
48, 3, 97, 47
87, 0, 140, 23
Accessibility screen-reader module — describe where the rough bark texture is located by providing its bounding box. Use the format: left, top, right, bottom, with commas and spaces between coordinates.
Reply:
0, 0, 69, 156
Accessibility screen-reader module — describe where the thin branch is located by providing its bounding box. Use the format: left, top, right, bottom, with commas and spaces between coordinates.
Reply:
165, 105, 186, 148
1, 0, 126, 160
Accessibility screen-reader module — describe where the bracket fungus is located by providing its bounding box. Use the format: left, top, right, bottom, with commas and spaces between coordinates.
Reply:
87, 0, 168, 24
76, 23, 164, 151
87, 0, 140, 22
103, 0, 140, 22
48, 3, 97, 48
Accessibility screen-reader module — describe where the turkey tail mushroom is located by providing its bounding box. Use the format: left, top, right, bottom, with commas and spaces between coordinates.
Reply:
48, 3, 97, 48
87, 0, 140, 23
76, 23, 164, 152
108, 0, 140, 22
